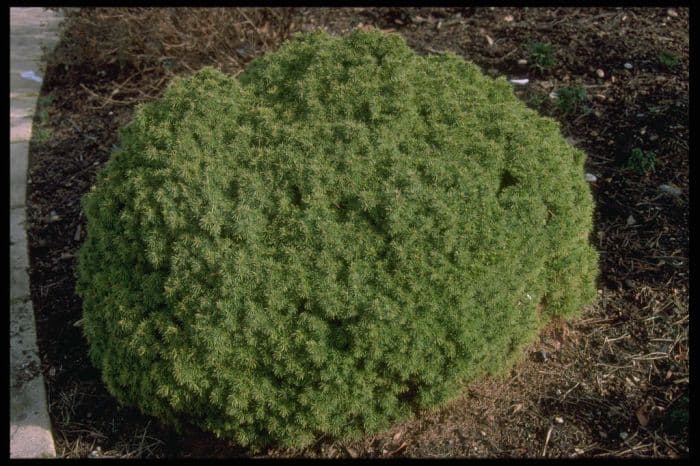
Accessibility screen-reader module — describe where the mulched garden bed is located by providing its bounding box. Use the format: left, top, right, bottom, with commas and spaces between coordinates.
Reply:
26, 7, 688, 458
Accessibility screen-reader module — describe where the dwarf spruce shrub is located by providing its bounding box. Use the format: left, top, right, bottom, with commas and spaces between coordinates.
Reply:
76, 30, 598, 449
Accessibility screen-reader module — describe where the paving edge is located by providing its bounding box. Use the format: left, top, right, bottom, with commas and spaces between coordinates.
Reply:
10, 7, 63, 459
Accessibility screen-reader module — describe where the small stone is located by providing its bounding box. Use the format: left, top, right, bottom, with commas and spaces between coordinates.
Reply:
585, 173, 597, 183
626, 215, 636, 226
659, 183, 682, 197
504, 14, 514, 22
536, 350, 549, 362
554, 416, 564, 424
49, 210, 60, 222
596, 69, 605, 78
619, 431, 628, 440
624, 62, 633, 69
574, 447, 584, 454
667, 9, 678, 17
649, 134, 658, 141
517, 58, 528, 66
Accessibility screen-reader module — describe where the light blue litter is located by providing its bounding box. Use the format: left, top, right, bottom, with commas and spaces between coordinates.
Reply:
20, 71, 42, 83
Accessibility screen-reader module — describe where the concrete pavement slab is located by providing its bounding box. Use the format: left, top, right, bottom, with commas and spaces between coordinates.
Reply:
11, 142, 29, 207
10, 6, 63, 458
11, 118, 34, 143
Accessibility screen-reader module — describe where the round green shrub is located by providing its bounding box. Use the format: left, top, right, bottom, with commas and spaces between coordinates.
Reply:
76, 30, 598, 449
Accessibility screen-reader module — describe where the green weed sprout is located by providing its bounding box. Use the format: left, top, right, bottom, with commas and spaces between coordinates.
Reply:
529, 41, 556, 71
626, 147, 656, 174
658, 50, 680, 70
556, 86, 588, 115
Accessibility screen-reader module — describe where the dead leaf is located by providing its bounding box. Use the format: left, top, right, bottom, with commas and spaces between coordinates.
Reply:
392, 431, 402, 442
388, 441, 408, 456
635, 405, 649, 427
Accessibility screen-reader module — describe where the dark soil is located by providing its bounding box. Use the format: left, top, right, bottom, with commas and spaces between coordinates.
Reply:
26, 7, 688, 458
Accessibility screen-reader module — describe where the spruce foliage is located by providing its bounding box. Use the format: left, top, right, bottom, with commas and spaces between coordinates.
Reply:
76, 30, 598, 449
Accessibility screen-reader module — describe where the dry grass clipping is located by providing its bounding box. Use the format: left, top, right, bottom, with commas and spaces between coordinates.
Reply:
46, 7, 295, 107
